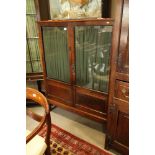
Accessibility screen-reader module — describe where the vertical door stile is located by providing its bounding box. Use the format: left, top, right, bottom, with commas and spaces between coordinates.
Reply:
68, 23, 76, 106
38, 24, 48, 95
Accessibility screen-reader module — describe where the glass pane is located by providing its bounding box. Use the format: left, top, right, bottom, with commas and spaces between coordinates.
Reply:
26, 61, 32, 73
27, 39, 42, 73
27, 39, 40, 60
75, 26, 112, 93
26, 42, 30, 61
26, 0, 36, 14
26, 15, 38, 38
49, 0, 102, 19
26, 0, 42, 74
32, 61, 42, 72
43, 27, 70, 83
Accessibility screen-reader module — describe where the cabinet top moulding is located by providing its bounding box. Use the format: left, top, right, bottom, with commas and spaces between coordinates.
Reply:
38, 18, 114, 26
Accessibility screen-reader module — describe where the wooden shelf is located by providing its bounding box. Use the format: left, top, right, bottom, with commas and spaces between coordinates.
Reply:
26, 72, 43, 81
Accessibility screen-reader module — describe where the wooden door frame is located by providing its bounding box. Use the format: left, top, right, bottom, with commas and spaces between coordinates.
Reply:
38, 19, 114, 122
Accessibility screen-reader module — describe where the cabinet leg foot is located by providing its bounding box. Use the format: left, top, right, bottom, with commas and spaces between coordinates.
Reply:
50, 105, 56, 111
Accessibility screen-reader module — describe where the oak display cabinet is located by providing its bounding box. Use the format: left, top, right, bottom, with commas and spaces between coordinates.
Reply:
38, 19, 113, 122
26, 0, 129, 154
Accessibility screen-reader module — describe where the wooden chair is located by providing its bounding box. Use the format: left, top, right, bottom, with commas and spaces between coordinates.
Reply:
26, 87, 51, 155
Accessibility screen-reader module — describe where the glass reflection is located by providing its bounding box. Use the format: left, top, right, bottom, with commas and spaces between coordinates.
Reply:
75, 26, 112, 92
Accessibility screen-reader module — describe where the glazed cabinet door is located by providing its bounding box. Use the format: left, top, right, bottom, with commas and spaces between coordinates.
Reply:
41, 26, 73, 106
74, 25, 113, 119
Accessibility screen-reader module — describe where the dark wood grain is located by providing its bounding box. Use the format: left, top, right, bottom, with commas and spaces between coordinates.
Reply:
113, 97, 129, 114
38, 24, 49, 96
75, 86, 108, 115
107, 0, 123, 107
75, 93, 107, 113
38, 18, 114, 26
68, 23, 76, 106
105, 0, 129, 154
115, 112, 129, 146
47, 98, 107, 122
36, 0, 50, 20
102, 0, 111, 18
38, 19, 113, 122
117, 0, 129, 74
115, 72, 129, 81
46, 79, 73, 105
26, 87, 51, 155
26, 72, 43, 81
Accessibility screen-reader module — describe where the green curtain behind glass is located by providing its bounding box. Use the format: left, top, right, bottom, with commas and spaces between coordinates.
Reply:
75, 26, 112, 93
26, 0, 42, 73
43, 27, 70, 83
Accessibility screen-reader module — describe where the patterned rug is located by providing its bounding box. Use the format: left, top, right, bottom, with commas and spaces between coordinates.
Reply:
38, 124, 112, 155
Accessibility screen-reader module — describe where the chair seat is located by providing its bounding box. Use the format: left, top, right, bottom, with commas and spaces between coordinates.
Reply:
26, 130, 47, 155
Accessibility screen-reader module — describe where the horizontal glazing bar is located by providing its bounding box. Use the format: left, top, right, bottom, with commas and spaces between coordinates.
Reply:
26, 13, 36, 16
27, 37, 39, 39
26, 59, 40, 62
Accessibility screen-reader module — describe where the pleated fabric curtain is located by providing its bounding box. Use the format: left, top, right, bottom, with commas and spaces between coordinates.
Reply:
26, 41, 32, 73
26, 0, 42, 73
75, 26, 112, 93
42, 27, 70, 83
